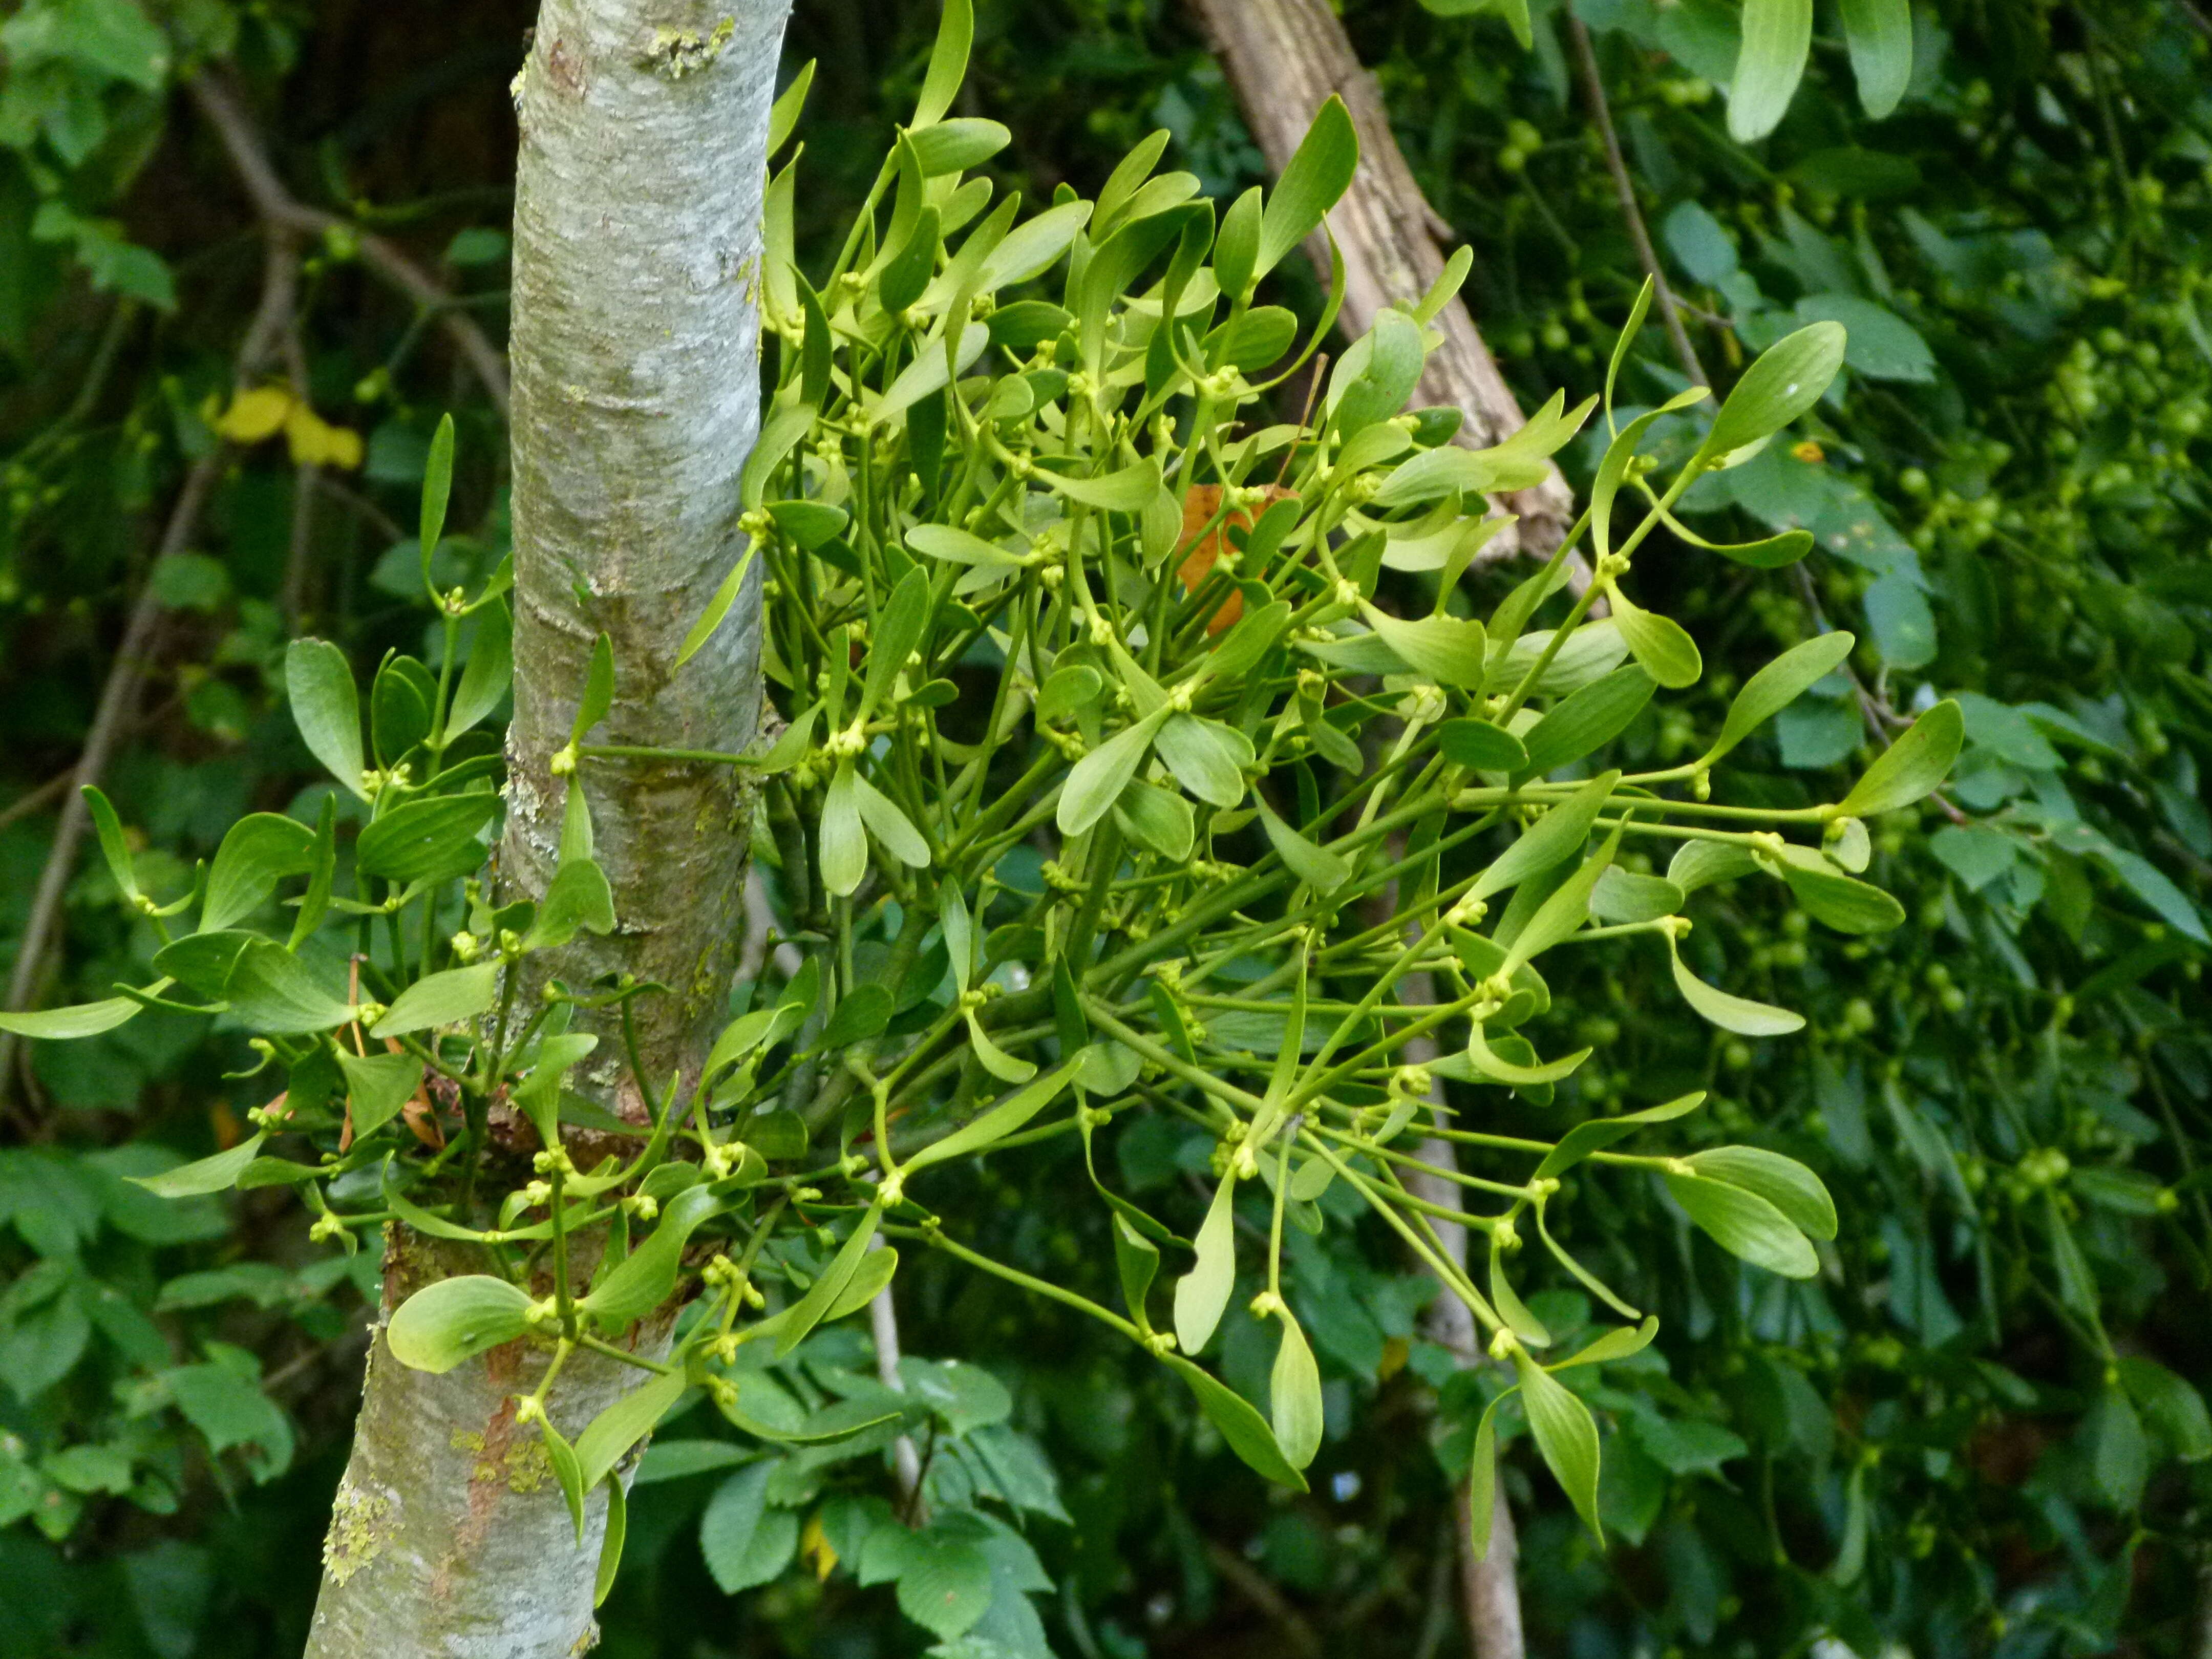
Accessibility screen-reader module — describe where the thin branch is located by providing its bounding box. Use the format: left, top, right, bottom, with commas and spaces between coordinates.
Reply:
309, 472, 405, 544
1203, 1540, 1324, 1658
1567, 16, 1709, 388
865, 1231, 927, 1513
0, 772, 73, 835
0, 225, 307, 1099
185, 74, 509, 416
0, 451, 223, 1078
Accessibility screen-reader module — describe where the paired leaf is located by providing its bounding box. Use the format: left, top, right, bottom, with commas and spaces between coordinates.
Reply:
1164, 1355, 1308, 1491
337, 1050, 423, 1141
1664, 1170, 1820, 1278
905, 1060, 1078, 1172
1699, 323, 1846, 461
582, 1185, 725, 1328
576, 1369, 688, 1491
386, 1274, 534, 1373
1471, 771, 1618, 903
1520, 666, 1654, 776
1667, 935, 1805, 1036
225, 942, 357, 1035
1838, 700, 1963, 816
355, 793, 498, 884
774, 1206, 883, 1357
1253, 95, 1357, 284
1840, 0, 1913, 119
126, 1133, 268, 1198
1058, 707, 1170, 836
286, 639, 366, 797
1535, 1093, 1705, 1179
372, 962, 499, 1038
1707, 632, 1856, 763
1257, 800, 1350, 892
1515, 1348, 1604, 1540
1437, 719, 1529, 772
1173, 1168, 1238, 1355
1686, 1146, 1837, 1240
1729, 0, 1813, 143
1269, 1312, 1324, 1470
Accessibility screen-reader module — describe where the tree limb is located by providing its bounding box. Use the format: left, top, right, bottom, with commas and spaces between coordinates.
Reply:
1400, 975, 1526, 1659
186, 73, 511, 416
1185, 0, 1576, 566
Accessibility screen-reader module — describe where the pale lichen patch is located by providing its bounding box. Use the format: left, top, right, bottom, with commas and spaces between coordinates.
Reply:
323, 1476, 391, 1586
501, 1437, 553, 1494
642, 17, 734, 80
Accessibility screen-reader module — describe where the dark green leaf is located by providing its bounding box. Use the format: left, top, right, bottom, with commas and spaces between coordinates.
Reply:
126, 1133, 267, 1198
1521, 666, 1655, 775
1701, 323, 1846, 460
336, 1050, 422, 1141
1165, 1355, 1309, 1491
286, 639, 366, 797
1708, 632, 1856, 762
1664, 1172, 1818, 1277
1515, 1348, 1604, 1539
225, 942, 358, 1035
581, 1185, 723, 1328
355, 792, 497, 884
576, 1370, 688, 1492
370, 961, 499, 1037
1838, 700, 1963, 816
1686, 1146, 1837, 1239
1437, 719, 1529, 772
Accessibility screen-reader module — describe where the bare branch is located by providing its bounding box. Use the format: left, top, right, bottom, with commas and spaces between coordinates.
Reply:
1400, 973, 1526, 1659
1568, 17, 1709, 389
186, 74, 510, 416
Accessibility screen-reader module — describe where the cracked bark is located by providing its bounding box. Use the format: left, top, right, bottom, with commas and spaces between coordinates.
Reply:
304, 4, 789, 1653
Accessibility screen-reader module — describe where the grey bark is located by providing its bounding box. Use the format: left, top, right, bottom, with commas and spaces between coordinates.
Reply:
306, 3, 789, 1653
305, 1238, 673, 1659
1401, 981, 1527, 1659
1186, 0, 1577, 559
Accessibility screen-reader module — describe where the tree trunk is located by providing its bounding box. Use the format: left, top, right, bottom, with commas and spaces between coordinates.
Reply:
1401, 983, 1527, 1659
1185, 0, 1576, 561
305, 3, 788, 1653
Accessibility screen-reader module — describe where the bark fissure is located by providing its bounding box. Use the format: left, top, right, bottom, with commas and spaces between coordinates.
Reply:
306, 4, 789, 1652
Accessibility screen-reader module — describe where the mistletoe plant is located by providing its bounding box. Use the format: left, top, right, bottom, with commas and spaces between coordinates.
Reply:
0, 40, 1964, 1615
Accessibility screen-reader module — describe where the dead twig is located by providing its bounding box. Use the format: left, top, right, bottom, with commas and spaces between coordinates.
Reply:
1203, 1539, 1325, 1658
1568, 16, 1708, 388
1, 195, 311, 1101
186, 74, 509, 416
0, 773, 74, 835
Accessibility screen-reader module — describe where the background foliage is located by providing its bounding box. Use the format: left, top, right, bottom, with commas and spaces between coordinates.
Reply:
0, 2, 2205, 1658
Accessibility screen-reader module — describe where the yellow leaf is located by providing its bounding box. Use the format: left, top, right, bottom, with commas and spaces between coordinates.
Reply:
284, 404, 364, 470
212, 386, 295, 443
799, 1511, 837, 1581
